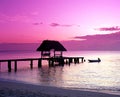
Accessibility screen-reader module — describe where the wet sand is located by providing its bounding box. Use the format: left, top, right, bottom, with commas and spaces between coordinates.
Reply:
0, 80, 120, 97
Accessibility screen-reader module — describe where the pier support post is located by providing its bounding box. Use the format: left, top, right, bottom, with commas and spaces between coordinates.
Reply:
30, 60, 33, 69
38, 59, 42, 68
49, 58, 54, 67
76, 58, 79, 63
74, 58, 76, 64
59, 58, 64, 66
78, 58, 80, 63
81, 57, 84, 63
52, 59, 54, 66
14, 61, 17, 72
48, 60, 51, 67
0, 62, 1, 70
8, 60, 11, 72
74, 58, 79, 64
69, 58, 73, 64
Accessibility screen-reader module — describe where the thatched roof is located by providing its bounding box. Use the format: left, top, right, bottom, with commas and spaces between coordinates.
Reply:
36, 40, 67, 51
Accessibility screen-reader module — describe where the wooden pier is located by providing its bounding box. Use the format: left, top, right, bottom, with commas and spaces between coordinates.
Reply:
0, 57, 84, 72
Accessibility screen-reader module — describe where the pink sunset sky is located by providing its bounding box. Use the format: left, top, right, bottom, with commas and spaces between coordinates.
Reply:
0, 0, 120, 43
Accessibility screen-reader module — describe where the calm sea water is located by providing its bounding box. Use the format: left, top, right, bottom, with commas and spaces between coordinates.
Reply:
0, 50, 120, 95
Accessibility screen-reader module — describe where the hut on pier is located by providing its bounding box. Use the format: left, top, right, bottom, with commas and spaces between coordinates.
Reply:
36, 40, 67, 58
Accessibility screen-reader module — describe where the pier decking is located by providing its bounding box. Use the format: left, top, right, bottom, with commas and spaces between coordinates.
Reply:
0, 57, 84, 72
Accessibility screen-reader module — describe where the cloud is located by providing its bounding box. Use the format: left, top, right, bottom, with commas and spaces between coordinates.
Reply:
96, 26, 120, 31
32, 22, 43, 25
66, 32, 120, 50
62, 24, 73, 27
50, 23, 60, 27
50, 23, 73, 27
74, 32, 120, 40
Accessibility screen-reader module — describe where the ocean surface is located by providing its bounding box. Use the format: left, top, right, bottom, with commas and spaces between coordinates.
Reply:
0, 50, 120, 95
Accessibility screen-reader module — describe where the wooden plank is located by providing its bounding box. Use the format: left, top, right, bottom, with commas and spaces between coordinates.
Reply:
0, 57, 84, 62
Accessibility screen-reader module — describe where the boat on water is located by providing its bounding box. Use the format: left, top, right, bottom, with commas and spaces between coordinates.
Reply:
88, 58, 101, 62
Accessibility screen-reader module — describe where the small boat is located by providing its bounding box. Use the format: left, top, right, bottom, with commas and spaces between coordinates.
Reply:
88, 58, 101, 63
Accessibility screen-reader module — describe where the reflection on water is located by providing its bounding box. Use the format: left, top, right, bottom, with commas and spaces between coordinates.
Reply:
37, 65, 64, 86
0, 51, 120, 94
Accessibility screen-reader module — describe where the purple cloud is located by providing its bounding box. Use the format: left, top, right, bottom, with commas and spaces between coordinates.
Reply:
32, 23, 39, 25
62, 31, 120, 51
96, 26, 120, 31
68, 32, 120, 50
50, 23, 60, 27
61, 24, 73, 27
32, 22, 43, 25
50, 23, 73, 27
74, 32, 120, 40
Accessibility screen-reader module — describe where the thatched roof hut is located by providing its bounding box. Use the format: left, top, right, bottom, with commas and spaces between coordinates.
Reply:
37, 40, 67, 57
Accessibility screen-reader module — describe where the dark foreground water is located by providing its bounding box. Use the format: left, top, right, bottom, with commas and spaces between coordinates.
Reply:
0, 51, 120, 95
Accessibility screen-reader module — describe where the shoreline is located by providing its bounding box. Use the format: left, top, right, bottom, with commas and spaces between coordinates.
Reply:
0, 79, 120, 97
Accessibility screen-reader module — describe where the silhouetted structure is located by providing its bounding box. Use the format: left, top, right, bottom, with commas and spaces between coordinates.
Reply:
36, 40, 67, 58
0, 40, 85, 72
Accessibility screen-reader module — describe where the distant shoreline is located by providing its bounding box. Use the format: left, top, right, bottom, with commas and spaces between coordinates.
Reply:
0, 79, 120, 97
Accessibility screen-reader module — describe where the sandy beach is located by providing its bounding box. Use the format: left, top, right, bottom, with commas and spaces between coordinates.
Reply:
0, 79, 120, 97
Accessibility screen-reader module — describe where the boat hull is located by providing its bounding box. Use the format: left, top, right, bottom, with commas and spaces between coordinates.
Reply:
88, 60, 101, 62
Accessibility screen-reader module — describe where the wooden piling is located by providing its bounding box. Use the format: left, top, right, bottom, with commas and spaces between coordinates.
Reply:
38, 59, 42, 68
48, 59, 52, 67
0, 62, 1, 70
59, 58, 64, 66
81, 57, 84, 63
69, 58, 73, 64
8, 60, 11, 72
74, 58, 76, 64
49, 58, 55, 67
74, 58, 80, 64
51, 58, 54, 67
77, 58, 80, 63
30, 60, 33, 69
14, 61, 17, 72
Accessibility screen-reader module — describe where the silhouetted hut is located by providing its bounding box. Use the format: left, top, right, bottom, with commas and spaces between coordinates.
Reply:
37, 40, 67, 58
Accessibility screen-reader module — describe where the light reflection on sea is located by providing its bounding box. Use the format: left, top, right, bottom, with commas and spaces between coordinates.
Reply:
0, 51, 120, 95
